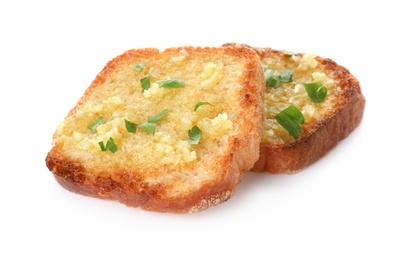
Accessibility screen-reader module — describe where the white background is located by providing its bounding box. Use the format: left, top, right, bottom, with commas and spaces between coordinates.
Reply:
1, 1, 406, 259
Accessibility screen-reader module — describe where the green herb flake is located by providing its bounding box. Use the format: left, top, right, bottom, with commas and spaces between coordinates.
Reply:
266, 106, 280, 114
138, 122, 157, 135
303, 81, 328, 103
88, 116, 105, 132
266, 75, 281, 88
140, 75, 151, 92
185, 126, 202, 145
132, 64, 145, 72
148, 109, 168, 123
275, 105, 304, 139
99, 137, 118, 153
265, 68, 279, 88
265, 68, 293, 88
194, 101, 214, 111
124, 119, 137, 133
284, 50, 296, 56
280, 70, 294, 83
155, 79, 185, 88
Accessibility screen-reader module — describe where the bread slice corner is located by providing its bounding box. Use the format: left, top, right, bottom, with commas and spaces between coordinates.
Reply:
45, 45, 265, 213
251, 46, 365, 173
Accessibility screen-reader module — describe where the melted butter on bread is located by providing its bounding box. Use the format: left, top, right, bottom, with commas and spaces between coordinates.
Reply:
262, 52, 341, 144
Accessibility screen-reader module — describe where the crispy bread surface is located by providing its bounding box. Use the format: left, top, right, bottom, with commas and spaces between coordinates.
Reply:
46, 46, 265, 213
250, 47, 365, 173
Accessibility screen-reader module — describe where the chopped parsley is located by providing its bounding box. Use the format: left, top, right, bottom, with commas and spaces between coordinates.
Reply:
132, 64, 145, 72
194, 101, 214, 111
140, 75, 151, 92
137, 122, 157, 135
148, 109, 168, 123
87, 116, 105, 132
303, 81, 328, 103
124, 119, 137, 133
137, 109, 169, 135
266, 106, 280, 114
264, 65, 294, 88
283, 50, 296, 56
280, 70, 294, 83
185, 126, 202, 145
155, 79, 185, 88
265, 68, 280, 88
269, 105, 305, 139
99, 137, 118, 153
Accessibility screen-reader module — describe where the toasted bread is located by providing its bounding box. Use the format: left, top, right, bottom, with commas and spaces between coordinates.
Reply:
45, 46, 265, 213
250, 47, 365, 173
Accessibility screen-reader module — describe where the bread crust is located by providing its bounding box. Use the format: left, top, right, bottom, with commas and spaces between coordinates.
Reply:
46, 46, 264, 213
250, 48, 365, 173
46, 152, 240, 213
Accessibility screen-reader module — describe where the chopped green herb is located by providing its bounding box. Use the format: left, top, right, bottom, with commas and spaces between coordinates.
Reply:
132, 64, 145, 72
185, 126, 202, 145
140, 75, 151, 92
137, 122, 157, 135
280, 70, 294, 83
266, 75, 281, 88
88, 116, 105, 132
275, 105, 304, 139
264, 67, 293, 88
265, 68, 278, 88
148, 109, 168, 123
124, 119, 137, 133
137, 109, 169, 135
194, 101, 214, 111
155, 79, 185, 88
99, 137, 118, 153
266, 106, 280, 114
303, 81, 328, 103
284, 50, 296, 56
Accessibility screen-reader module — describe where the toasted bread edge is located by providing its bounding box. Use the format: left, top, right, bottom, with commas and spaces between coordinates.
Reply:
251, 52, 366, 173
46, 46, 265, 213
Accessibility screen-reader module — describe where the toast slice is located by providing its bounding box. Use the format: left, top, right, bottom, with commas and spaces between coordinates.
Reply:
45, 46, 265, 213
249, 47, 365, 173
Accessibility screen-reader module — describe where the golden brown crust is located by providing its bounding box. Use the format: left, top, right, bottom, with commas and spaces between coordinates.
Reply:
46, 45, 264, 213
250, 47, 365, 173
46, 151, 240, 213
251, 90, 365, 173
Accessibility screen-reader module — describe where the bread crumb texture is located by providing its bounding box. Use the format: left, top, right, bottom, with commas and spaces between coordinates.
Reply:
51, 47, 257, 197
262, 52, 341, 144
